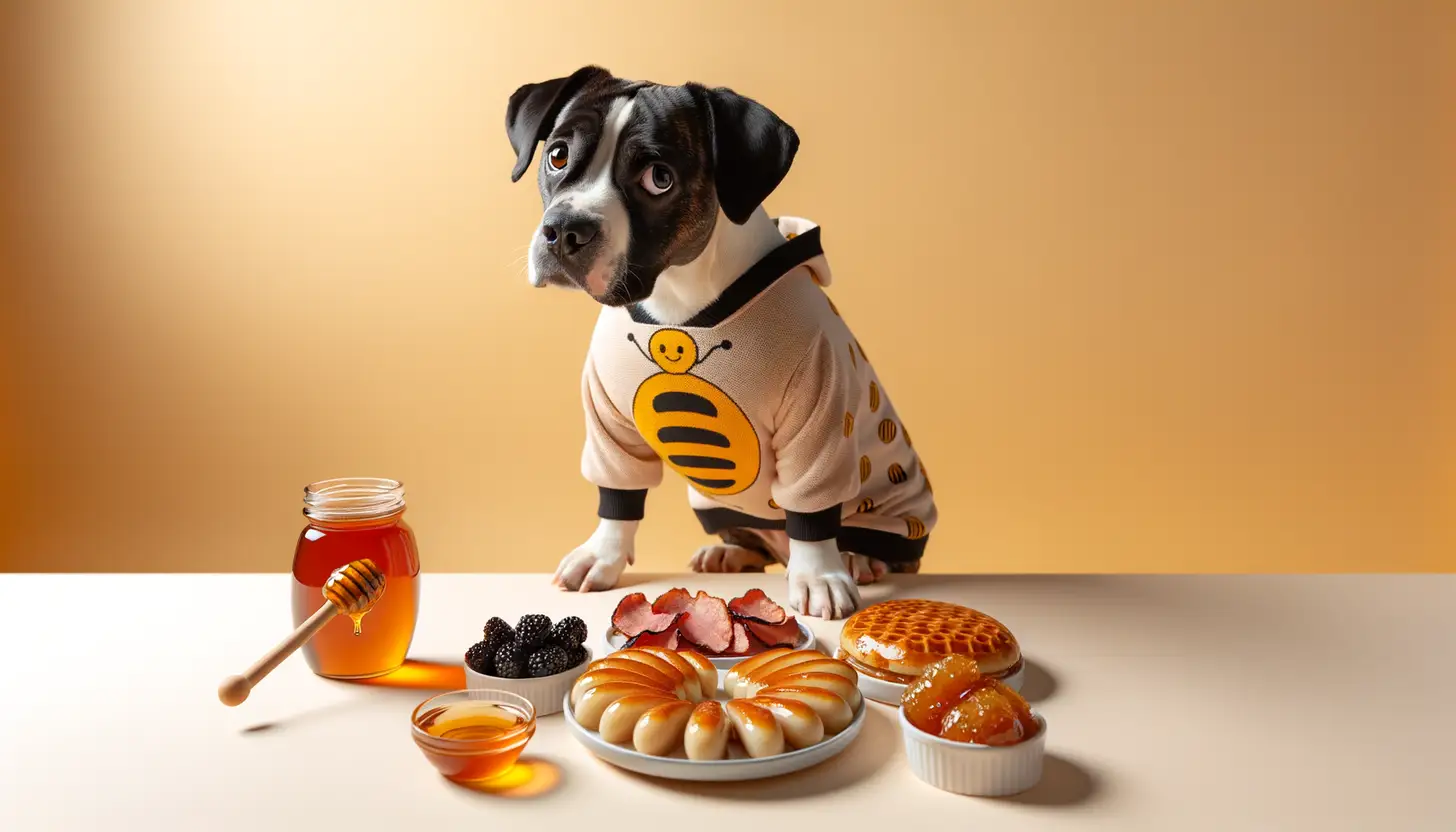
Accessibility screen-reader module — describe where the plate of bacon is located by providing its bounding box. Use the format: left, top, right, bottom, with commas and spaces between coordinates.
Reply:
605, 588, 815, 669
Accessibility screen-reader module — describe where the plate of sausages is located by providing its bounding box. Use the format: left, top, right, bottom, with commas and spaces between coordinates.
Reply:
563, 644, 866, 782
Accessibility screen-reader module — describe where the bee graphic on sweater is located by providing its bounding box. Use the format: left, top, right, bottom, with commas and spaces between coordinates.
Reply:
625, 330, 760, 497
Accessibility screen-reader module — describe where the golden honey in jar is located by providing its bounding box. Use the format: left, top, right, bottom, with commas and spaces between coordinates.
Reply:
291, 477, 420, 679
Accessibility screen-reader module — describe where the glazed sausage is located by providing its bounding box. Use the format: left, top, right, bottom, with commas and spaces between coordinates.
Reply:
725, 700, 786, 759
632, 699, 695, 757
684, 700, 731, 761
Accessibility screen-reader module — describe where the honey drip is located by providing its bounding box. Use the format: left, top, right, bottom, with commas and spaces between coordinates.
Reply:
292, 515, 420, 680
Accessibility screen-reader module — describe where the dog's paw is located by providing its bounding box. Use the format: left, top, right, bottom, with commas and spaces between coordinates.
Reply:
844, 553, 889, 585
552, 520, 637, 592
787, 568, 861, 620
785, 541, 862, 620
553, 546, 626, 592
689, 544, 770, 574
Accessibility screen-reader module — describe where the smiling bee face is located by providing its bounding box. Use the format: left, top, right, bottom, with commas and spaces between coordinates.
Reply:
628, 329, 760, 496
647, 329, 698, 373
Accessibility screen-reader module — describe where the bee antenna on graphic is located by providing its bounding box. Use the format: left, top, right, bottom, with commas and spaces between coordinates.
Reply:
626, 333, 652, 362
696, 339, 732, 365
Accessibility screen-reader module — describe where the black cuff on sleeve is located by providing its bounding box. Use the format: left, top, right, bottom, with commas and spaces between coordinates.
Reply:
785, 506, 842, 542
598, 487, 648, 521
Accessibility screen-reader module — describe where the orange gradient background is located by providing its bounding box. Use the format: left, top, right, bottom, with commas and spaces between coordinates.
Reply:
1, 1, 1452, 574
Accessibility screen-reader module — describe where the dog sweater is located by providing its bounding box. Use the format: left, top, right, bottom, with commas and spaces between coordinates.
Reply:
579, 217, 936, 564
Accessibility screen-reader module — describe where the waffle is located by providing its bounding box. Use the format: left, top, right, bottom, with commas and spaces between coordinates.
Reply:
836, 599, 1021, 682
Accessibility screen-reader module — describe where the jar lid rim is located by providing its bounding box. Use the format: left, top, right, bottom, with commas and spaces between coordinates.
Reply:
303, 478, 405, 521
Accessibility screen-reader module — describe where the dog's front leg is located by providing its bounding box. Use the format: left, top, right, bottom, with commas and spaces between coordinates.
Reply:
553, 519, 638, 592
785, 538, 862, 620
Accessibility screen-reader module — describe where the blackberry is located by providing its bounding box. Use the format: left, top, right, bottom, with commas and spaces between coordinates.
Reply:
562, 644, 589, 669
493, 642, 530, 679
482, 617, 515, 649
515, 614, 553, 649
464, 640, 494, 675
549, 616, 588, 647
527, 645, 571, 678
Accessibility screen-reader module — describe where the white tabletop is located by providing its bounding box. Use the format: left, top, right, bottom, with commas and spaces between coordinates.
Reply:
2, 573, 1452, 830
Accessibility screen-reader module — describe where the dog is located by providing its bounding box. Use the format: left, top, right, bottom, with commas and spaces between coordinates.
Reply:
506, 66, 935, 620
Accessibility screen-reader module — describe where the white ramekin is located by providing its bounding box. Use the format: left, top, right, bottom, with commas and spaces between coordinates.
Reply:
900, 706, 1046, 796
463, 648, 592, 717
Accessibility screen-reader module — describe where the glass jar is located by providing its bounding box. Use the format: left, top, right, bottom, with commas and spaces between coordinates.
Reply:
291, 477, 421, 679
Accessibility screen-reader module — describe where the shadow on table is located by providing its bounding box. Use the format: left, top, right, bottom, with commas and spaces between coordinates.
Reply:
1018, 658, 1058, 703
1003, 754, 1103, 808
627, 703, 898, 801
238, 685, 427, 734
448, 757, 564, 800
239, 660, 463, 734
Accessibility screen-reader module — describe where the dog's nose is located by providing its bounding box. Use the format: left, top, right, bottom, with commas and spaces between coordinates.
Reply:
541, 210, 601, 257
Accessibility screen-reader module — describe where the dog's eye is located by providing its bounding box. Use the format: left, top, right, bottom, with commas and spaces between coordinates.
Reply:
640, 163, 674, 195
547, 144, 569, 171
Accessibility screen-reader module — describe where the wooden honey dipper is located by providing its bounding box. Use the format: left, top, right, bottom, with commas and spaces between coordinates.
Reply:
218, 558, 387, 707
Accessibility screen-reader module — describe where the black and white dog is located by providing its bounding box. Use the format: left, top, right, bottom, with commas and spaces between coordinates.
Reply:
507, 66, 932, 620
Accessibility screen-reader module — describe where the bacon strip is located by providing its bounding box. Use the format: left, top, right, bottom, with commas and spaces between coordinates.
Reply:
727, 621, 751, 655
728, 588, 787, 625
651, 587, 694, 616
677, 592, 734, 654
625, 614, 683, 649
611, 592, 678, 638
741, 616, 801, 647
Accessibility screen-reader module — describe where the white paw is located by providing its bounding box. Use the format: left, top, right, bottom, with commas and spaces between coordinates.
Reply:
785, 539, 862, 620
844, 553, 889, 585
689, 544, 768, 573
552, 519, 637, 592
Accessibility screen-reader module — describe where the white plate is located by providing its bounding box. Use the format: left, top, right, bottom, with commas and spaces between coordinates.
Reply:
851, 658, 1025, 706
563, 672, 866, 783
602, 621, 817, 670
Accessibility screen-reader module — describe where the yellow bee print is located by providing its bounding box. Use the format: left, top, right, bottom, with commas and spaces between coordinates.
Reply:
905, 427, 912, 448
628, 329, 760, 497
868, 381, 880, 412
857, 497, 875, 514
843, 412, 855, 436
888, 463, 908, 484
858, 455, 871, 483
848, 343, 857, 370
921, 461, 932, 494
878, 418, 898, 444
855, 340, 869, 363
905, 517, 927, 539
826, 295, 840, 317
768, 498, 780, 510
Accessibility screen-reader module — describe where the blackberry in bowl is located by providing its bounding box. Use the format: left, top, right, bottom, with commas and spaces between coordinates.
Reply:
462, 613, 592, 716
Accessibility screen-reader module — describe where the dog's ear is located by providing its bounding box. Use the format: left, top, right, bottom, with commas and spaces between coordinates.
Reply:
688, 84, 799, 224
506, 66, 609, 183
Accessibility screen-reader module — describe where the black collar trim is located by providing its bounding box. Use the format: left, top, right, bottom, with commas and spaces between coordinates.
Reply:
627, 225, 824, 327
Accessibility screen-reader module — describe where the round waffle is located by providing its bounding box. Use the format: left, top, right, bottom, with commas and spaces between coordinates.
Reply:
836, 599, 1021, 683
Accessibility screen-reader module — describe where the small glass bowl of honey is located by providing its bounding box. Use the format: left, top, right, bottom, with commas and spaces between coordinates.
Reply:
411, 689, 537, 784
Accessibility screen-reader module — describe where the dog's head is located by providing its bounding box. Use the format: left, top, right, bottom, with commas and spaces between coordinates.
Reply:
506, 66, 798, 306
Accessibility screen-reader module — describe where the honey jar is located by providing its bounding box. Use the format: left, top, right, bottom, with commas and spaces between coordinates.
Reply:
291, 477, 421, 679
